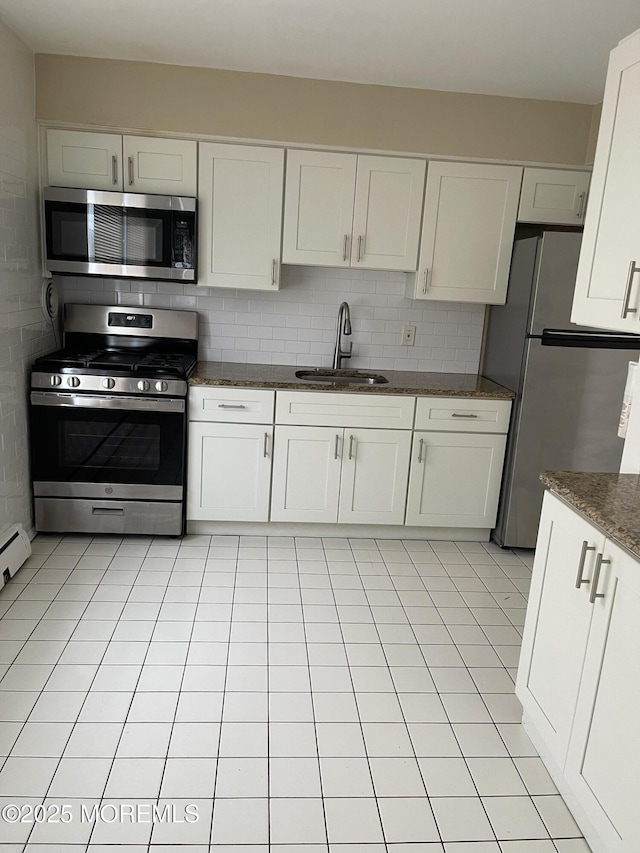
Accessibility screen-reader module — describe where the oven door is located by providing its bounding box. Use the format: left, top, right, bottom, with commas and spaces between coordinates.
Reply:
30, 392, 186, 501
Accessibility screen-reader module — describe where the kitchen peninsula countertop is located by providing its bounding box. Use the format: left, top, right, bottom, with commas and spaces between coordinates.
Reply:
541, 471, 640, 560
189, 362, 514, 399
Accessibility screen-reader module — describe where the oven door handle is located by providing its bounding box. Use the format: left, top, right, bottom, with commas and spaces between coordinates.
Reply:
30, 392, 185, 413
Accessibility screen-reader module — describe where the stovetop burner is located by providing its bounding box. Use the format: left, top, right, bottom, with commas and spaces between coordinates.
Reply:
35, 348, 197, 379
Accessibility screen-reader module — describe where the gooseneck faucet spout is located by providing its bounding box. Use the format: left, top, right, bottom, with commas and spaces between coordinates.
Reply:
333, 301, 353, 370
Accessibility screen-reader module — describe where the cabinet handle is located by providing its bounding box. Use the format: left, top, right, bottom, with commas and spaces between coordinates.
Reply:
576, 191, 586, 219
589, 553, 609, 604
272, 259, 278, 287
418, 437, 424, 464
575, 540, 595, 588
357, 236, 363, 263
422, 269, 429, 294
334, 433, 340, 460
218, 403, 246, 409
342, 234, 349, 262
349, 434, 355, 460
128, 156, 134, 186
621, 261, 639, 319
451, 412, 478, 419
111, 155, 118, 185
264, 432, 270, 458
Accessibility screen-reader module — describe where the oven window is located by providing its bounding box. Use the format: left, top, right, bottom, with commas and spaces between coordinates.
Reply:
30, 404, 185, 487
60, 422, 161, 471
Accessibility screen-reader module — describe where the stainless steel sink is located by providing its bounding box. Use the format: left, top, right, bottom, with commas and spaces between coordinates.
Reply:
295, 368, 389, 386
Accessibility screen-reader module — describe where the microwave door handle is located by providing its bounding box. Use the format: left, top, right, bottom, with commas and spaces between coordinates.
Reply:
87, 204, 96, 264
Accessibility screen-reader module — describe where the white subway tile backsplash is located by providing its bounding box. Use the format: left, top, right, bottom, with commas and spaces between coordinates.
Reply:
0, 22, 55, 532
57, 263, 483, 374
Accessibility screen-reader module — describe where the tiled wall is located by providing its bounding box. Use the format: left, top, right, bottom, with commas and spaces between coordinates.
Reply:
0, 21, 55, 533
59, 267, 485, 373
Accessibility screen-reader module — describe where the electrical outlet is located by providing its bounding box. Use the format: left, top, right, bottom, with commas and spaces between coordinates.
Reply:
402, 324, 416, 346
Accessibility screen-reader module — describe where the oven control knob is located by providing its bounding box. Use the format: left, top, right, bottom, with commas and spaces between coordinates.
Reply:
67, 376, 80, 388
102, 378, 116, 389
155, 381, 168, 392
137, 380, 150, 392
49, 375, 62, 387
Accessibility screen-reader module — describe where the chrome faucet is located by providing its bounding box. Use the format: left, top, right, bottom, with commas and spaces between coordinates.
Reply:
333, 301, 353, 369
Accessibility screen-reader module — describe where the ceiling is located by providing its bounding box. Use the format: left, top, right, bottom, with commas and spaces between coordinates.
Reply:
1, 0, 639, 104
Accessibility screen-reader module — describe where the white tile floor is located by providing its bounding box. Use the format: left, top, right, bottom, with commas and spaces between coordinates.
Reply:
0, 533, 591, 852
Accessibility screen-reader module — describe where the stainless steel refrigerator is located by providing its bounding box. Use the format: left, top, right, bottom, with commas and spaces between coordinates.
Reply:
483, 230, 640, 549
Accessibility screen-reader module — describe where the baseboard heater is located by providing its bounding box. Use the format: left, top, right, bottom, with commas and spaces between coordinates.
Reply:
0, 524, 32, 585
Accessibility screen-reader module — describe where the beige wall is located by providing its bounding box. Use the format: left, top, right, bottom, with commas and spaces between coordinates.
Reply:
35, 54, 598, 166
585, 102, 603, 164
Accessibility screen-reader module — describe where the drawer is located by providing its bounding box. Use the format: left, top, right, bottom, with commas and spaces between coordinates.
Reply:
276, 391, 415, 429
415, 397, 511, 433
189, 386, 275, 423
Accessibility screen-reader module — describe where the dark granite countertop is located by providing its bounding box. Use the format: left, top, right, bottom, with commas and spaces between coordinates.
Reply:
541, 471, 640, 559
190, 362, 514, 399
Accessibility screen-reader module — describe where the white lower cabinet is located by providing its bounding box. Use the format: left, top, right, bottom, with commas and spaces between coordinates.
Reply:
270, 425, 411, 525
187, 423, 273, 522
271, 426, 342, 523
518, 491, 640, 853
516, 492, 605, 767
405, 432, 506, 527
338, 428, 412, 525
564, 535, 640, 852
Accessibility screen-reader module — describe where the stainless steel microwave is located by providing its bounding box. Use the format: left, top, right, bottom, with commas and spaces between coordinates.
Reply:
43, 187, 197, 281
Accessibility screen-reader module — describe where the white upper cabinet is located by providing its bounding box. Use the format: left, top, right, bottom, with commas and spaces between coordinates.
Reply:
409, 161, 522, 304
282, 150, 357, 267
46, 130, 123, 192
46, 129, 197, 196
198, 142, 285, 290
122, 136, 197, 196
571, 30, 640, 332
282, 149, 425, 271
517, 168, 591, 225
350, 155, 426, 270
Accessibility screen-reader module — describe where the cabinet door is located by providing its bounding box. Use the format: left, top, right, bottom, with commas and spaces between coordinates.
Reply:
413, 161, 522, 304
47, 129, 123, 190
123, 136, 197, 196
271, 426, 342, 522
187, 423, 273, 522
282, 150, 357, 266
564, 536, 640, 852
338, 428, 411, 525
351, 156, 425, 271
405, 431, 507, 528
516, 492, 605, 769
571, 33, 640, 331
518, 168, 591, 225
199, 143, 284, 290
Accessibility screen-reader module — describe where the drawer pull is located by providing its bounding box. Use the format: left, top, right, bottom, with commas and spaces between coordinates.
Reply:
451, 412, 479, 419
575, 540, 595, 588
218, 404, 246, 410
417, 437, 424, 464
589, 553, 609, 604
92, 506, 124, 516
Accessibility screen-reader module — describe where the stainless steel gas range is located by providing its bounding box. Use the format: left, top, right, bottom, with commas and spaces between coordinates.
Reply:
29, 303, 198, 536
